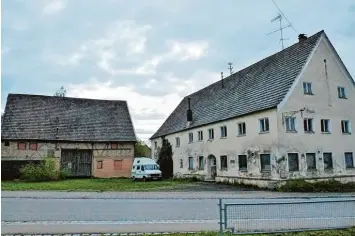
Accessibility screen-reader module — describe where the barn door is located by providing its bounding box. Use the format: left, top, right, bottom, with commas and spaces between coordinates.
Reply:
61, 150, 92, 177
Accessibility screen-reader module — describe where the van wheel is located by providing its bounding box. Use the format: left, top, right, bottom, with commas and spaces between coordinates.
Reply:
132, 176, 136, 181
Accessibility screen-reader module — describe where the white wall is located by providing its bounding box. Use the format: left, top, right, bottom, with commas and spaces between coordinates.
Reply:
277, 36, 355, 179
151, 108, 280, 179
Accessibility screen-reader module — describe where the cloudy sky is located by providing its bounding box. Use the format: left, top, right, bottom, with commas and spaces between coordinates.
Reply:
1, 0, 355, 144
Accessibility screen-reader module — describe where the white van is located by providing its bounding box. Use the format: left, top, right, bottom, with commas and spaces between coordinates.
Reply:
131, 157, 162, 181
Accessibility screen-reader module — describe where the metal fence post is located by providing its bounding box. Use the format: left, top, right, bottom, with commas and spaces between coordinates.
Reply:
218, 198, 223, 236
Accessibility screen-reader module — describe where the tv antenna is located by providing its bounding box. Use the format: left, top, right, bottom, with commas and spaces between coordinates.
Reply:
228, 62, 233, 75
266, 13, 291, 49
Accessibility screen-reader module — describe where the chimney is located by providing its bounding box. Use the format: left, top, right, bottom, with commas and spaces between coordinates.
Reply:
221, 72, 224, 88
298, 34, 308, 42
186, 97, 193, 122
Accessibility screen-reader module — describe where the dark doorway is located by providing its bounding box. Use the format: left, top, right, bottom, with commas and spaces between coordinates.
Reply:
1, 160, 41, 180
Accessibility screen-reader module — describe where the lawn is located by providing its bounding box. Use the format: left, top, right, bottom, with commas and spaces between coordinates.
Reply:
142, 228, 355, 236
1, 178, 191, 191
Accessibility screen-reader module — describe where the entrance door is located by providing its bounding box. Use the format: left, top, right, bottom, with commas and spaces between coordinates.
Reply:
61, 150, 92, 177
207, 155, 217, 180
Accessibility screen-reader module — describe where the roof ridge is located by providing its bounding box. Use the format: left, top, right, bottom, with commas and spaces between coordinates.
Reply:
7, 93, 128, 103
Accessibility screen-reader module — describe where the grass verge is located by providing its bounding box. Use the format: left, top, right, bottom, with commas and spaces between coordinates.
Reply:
132, 228, 355, 236
1, 178, 192, 192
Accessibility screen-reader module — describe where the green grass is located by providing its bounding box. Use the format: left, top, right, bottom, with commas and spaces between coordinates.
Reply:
128, 228, 355, 236
1, 178, 192, 192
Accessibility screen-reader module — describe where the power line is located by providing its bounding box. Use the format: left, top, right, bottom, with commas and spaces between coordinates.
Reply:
271, 0, 297, 33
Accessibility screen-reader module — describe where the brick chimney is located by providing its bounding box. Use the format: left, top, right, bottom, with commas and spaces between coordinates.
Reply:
298, 34, 308, 42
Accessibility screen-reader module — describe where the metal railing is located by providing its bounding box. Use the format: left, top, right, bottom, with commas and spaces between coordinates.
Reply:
218, 197, 355, 235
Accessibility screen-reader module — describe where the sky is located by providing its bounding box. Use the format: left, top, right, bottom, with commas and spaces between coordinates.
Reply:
1, 0, 355, 144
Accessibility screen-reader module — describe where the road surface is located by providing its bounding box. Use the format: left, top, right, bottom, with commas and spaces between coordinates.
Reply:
2, 191, 355, 234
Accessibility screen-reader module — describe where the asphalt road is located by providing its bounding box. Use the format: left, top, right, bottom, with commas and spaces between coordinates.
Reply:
2, 191, 355, 234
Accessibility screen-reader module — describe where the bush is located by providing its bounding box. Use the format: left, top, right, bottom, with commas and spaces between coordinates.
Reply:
277, 179, 355, 192
20, 157, 67, 182
157, 139, 174, 179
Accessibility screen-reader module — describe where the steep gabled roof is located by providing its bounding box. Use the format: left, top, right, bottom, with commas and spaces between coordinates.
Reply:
1, 94, 137, 142
151, 30, 325, 139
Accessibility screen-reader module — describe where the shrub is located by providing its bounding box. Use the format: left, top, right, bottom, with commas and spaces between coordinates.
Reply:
20, 157, 66, 182
277, 179, 355, 192
157, 139, 173, 179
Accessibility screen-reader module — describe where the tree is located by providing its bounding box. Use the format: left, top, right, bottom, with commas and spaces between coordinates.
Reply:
134, 139, 147, 157
157, 139, 173, 179
54, 86, 66, 97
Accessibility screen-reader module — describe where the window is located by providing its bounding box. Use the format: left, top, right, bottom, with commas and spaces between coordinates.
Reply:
111, 143, 118, 149
220, 155, 228, 170
306, 153, 316, 170
259, 118, 270, 133
114, 160, 123, 170
304, 118, 314, 133
288, 153, 299, 171
341, 120, 351, 134
230, 159, 235, 164
137, 165, 141, 170
188, 157, 194, 170
18, 142, 26, 150
238, 155, 247, 171
321, 119, 330, 133
285, 117, 296, 132
198, 131, 203, 141
180, 159, 183, 168
220, 126, 227, 138
260, 154, 271, 171
176, 137, 180, 147
97, 161, 103, 169
208, 128, 214, 139
4, 141, 9, 146
199, 156, 204, 170
238, 122, 246, 136
303, 82, 313, 95
345, 152, 354, 168
323, 153, 333, 170
338, 86, 346, 99
29, 143, 38, 151
154, 141, 157, 149
188, 132, 194, 143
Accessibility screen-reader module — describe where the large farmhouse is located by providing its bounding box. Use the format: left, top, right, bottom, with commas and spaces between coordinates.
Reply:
150, 30, 355, 188
1, 94, 137, 180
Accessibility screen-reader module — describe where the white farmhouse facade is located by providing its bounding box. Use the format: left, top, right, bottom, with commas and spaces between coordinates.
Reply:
150, 31, 355, 188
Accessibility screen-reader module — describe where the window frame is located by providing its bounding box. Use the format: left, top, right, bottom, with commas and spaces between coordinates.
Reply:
220, 155, 228, 170
341, 120, 351, 134
114, 160, 123, 170
304, 118, 314, 133
4, 141, 10, 146
198, 156, 204, 170
197, 130, 203, 141
288, 153, 299, 172
180, 159, 183, 168
29, 142, 38, 151
238, 155, 247, 171
259, 118, 270, 133
338, 86, 347, 99
285, 116, 296, 132
175, 137, 180, 147
303, 82, 313, 95
237, 122, 246, 136
208, 128, 214, 140
323, 152, 333, 170
306, 153, 317, 171
220, 126, 227, 138
18, 142, 26, 150
320, 119, 331, 133
260, 154, 271, 172
97, 160, 103, 169
345, 152, 354, 169
154, 141, 157, 150
188, 132, 194, 143
111, 143, 118, 149
188, 156, 194, 170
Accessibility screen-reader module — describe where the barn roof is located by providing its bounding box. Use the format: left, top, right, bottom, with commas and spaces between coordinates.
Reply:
1, 94, 137, 142
151, 30, 325, 139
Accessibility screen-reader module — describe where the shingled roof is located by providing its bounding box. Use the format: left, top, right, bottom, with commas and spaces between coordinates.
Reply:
151, 30, 326, 139
2, 94, 137, 142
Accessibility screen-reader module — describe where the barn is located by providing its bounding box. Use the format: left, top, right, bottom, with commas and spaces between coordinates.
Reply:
1, 93, 137, 180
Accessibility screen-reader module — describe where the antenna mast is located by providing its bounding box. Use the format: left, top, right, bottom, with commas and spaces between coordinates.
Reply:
266, 13, 291, 49
228, 62, 233, 75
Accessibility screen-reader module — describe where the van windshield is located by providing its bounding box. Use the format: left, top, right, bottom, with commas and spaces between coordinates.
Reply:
144, 164, 159, 170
